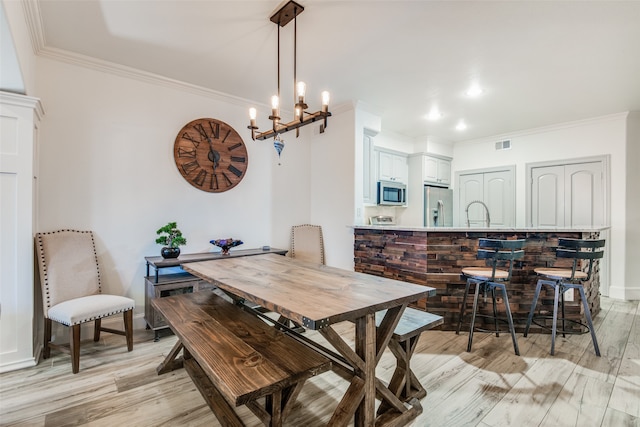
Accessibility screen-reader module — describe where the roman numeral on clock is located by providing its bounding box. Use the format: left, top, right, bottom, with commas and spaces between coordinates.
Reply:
178, 146, 196, 158
231, 156, 246, 163
181, 160, 199, 175
228, 142, 243, 151
228, 164, 243, 178
182, 132, 200, 146
221, 129, 231, 143
193, 169, 207, 187
221, 172, 233, 186
194, 123, 209, 141
208, 121, 220, 139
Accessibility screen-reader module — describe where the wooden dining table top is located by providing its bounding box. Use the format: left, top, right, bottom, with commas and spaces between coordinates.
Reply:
182, 254, 436, 330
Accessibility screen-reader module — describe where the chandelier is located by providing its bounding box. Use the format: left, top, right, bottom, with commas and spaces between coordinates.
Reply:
248, 0, 331, 145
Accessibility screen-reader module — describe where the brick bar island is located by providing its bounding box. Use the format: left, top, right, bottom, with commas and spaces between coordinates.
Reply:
353, 226, 606, 333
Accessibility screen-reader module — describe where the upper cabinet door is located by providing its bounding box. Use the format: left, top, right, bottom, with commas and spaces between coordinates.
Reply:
423, 155, 451, 186
377, 149, 408, 183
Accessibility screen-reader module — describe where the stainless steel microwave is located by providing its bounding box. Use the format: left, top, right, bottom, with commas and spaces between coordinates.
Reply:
377, 181, 407, 206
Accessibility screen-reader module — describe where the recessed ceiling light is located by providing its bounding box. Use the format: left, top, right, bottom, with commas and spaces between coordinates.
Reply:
425, 107, 442, 121
466, 83, 483, 98
456, 120, 467, 131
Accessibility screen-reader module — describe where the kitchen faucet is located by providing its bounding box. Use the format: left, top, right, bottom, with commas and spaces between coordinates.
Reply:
465, 200, 491, 228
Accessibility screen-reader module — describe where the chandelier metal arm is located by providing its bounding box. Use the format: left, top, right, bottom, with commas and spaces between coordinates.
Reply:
253, 111, 331, 141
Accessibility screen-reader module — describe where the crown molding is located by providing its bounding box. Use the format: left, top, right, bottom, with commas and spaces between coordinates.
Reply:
20, 0, 264, 110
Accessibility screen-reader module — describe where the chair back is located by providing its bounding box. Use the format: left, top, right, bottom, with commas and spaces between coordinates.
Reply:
476, 238, 525, 281
556, 238, 605, 281
290, 224, 325, 265
36, 230, 102, 316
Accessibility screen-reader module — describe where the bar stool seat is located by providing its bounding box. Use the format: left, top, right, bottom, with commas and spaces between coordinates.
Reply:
524, 238, 604, 357
532, 268, 588, 280
456, 238, 525, 356
461, 267, 510, 280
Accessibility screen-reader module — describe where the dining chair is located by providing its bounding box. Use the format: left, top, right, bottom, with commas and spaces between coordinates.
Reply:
456, 238, 525, 355
524, 238, 605, 356
290, 224, 325, 265
36, 229, 135, 373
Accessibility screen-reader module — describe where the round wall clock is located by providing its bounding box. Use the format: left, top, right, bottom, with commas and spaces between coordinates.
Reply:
173, 118, 248, 193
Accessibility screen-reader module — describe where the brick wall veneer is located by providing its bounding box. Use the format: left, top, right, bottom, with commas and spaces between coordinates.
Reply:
354, 228, 601, 333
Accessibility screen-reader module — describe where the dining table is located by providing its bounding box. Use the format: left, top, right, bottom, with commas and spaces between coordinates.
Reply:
183, 253, 436, 427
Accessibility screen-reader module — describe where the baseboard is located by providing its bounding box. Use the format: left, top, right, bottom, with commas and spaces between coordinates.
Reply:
608, 284, 640, 301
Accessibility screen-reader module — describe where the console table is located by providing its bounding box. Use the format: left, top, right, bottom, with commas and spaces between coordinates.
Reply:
144, 247, 287, 340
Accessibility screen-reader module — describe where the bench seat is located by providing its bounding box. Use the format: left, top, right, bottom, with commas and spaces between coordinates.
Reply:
375, 307, 443, 406
153, 291, 331, 426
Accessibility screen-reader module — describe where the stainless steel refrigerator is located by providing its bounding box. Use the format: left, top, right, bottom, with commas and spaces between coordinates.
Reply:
424, 185, 453, 227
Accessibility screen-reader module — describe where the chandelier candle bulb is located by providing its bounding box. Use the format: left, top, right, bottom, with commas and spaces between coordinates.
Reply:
297, 81, 306, 102
271, 95, 280, 117
322, 91, 330, 112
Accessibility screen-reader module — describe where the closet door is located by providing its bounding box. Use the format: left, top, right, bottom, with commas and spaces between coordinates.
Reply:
531, 162, 603, 227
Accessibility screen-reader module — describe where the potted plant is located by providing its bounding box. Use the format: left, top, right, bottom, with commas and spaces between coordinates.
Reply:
155, 221, 187, 258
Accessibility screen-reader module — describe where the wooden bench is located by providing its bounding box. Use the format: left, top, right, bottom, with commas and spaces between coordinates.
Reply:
375, 307, 444, 410
152, 291, 331, 427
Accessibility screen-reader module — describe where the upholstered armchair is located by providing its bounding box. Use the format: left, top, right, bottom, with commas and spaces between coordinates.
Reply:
36, 230, 135, 373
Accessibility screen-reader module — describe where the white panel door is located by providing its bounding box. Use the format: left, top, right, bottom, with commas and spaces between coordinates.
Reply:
484, 170, 514, 227
532, 165, 565, 227
531, 162, 603, 227
565, 162, 604, 227
459, 170, 514, 227
459, 173, 484, 226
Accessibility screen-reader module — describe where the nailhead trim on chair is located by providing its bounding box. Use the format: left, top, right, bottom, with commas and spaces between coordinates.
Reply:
36, 229, 102, 313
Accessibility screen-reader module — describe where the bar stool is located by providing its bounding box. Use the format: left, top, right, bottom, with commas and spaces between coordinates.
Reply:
524, 238, 604, 356
456, 238, 525, 355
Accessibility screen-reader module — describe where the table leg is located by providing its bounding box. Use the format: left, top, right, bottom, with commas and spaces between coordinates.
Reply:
355, 312, 376, 427
319, 306, 421, 427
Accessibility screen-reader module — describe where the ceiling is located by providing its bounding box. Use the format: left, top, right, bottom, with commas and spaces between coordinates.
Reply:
20, 1, 640, 141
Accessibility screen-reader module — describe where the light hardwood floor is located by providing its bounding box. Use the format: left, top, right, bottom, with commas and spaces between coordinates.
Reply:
1, 297, 638, 427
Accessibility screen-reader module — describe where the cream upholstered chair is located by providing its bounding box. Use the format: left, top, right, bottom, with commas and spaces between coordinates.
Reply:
36, 230, 135, 373
290, 224, 325, 265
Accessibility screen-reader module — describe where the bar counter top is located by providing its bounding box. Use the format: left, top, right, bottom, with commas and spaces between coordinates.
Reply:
353, 225, 609, 232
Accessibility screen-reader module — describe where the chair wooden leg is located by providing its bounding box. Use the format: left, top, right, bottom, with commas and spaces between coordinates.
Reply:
70, 324, 81, 374
94, 318, 101, 342
43, 318, 52, 359
124, 309, 134, 351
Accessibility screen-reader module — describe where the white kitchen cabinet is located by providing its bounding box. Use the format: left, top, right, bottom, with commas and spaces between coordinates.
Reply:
423, 155, 451, 186
377, 149, 408, 183
362, 134, 375, 204
0, 92, 43, 372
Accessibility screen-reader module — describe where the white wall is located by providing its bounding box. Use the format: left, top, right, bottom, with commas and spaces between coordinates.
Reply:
34, 56, 320, 312
453, 113, 630, 298
625, 111, 640, 300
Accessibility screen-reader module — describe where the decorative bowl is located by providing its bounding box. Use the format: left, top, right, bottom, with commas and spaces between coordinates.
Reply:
210, 238, 243, 255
